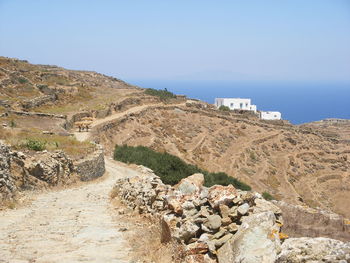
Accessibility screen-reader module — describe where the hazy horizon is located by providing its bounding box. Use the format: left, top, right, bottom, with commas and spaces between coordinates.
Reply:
1, 0, 350, 83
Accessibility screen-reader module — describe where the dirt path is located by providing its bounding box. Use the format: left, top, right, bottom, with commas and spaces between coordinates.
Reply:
74, 102, 186, 142
0, 159, 139, 263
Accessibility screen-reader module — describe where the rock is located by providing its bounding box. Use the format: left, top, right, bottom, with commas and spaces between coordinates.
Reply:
254, 198, 282, 215
184, 254, 217, 263
186, 242, 209, 255
214, 233, 234, 248
204, 215, 222, 230
175, 173, 204, 195
212, 228, 227, 239
221, 216, 232, 226
237, 203, 250, 215
226, 223, 239, 233
179, 220, 200, 243
198, 233, 213, 243
161, 213, 180, 243
167, 196, 183, 215
208, 185, 238, 209
217, 211, 281, 263
276, 237, 350, 263
219, 204, 230, 218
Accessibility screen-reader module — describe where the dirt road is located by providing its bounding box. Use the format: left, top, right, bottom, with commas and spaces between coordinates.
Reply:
0, 159, 139, 263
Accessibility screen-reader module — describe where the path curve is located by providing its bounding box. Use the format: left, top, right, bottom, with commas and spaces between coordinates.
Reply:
0, 159, 138, 263
74, 102, 187, 142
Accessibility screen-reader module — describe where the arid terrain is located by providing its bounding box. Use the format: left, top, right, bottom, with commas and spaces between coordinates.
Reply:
1, 57, 350, 262
1, 56, 349, 218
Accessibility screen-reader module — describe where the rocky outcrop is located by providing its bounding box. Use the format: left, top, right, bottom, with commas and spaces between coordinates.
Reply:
74, 145, 105, 181
217, 211, 281, 263
1, 141, 105, 205
1, 141, 75, 203
275, 201, 350, 242
113, 165, 350, 263
276, 237, 350, 262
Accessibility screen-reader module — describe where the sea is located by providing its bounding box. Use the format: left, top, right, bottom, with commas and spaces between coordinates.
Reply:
129, 80, 350, 125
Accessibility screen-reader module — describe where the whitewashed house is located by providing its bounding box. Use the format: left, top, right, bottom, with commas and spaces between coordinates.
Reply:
260, 111, 282, 120
215, 98, 257, 113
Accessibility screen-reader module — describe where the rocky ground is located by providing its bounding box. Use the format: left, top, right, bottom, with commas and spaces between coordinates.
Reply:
112, 165, 350, 263
0, 159, 138, 263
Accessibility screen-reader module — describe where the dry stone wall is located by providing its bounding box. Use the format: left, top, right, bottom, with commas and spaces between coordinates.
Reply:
113, 166, 350, 263
73, 145, 105, 181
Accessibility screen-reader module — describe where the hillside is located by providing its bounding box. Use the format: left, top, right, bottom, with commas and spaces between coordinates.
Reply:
1, 57, 349, 219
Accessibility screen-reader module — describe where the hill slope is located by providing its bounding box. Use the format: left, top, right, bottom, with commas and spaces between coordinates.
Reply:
1, 57, 349, 218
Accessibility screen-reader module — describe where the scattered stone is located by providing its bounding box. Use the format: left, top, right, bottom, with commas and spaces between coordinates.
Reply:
204, 215, 222, 230
276, 237, 350, 263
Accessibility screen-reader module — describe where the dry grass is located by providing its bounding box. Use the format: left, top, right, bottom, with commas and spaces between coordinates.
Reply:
0, 126, 95, 159
110, 197, 185, 263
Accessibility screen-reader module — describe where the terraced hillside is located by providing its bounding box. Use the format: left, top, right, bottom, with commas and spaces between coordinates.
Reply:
1, 57, 349, 219
93, 103, 350, 218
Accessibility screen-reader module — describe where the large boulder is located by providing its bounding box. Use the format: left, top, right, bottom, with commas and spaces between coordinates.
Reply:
217, 211, 281, 263
175, 173, 204, 195
276, 237, 350, 263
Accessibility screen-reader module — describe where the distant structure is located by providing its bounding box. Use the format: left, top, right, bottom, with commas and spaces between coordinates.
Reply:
259, 111, 281, 120
214, 98, 257, 113
214, 97, 281, 120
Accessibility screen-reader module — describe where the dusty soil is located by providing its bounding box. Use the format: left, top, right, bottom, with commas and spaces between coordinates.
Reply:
0, 159, 139, 263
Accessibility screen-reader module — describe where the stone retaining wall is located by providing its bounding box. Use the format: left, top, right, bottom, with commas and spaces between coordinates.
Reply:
73, 145, 105, 181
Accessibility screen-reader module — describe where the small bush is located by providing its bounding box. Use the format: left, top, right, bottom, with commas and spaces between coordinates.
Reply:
18, 77, 28, 84
262, 191, 275, 201
144, 88, 176, 101
114, 144, 251, 190
219, 105, 230, 111
25, 139, 46, 151
9, 119, 16, 128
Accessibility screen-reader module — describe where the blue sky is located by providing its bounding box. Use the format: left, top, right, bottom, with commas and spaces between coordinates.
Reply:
0, 0, 350, 83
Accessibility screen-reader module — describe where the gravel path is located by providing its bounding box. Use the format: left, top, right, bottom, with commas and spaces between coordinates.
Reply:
0, 159, 137, 263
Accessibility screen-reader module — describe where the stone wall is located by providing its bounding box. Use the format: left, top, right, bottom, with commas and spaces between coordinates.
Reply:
21, 94, 58, 109
0, 141, 75, 203
275, 200, 350, 242
73, 145, 105, 181
113, 166, 350, 263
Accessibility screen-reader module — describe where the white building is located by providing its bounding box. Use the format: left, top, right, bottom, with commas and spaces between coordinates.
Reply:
215, 98, 257, 113
260, 111, 282, 120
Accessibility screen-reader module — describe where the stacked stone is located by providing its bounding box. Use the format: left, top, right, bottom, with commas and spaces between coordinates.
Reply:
114, 166, 350, 263
113, 169, 284, 262
0, 141, 17, 201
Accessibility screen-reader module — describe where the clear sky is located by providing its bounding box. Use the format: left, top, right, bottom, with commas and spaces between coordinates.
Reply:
0, 0, 350, 83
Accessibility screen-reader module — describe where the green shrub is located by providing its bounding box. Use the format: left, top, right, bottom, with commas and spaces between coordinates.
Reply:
262, 191, 275, 201
144, 88, 176, 101
25, 139, 46, 151
219, 105, 230, 111
114, 145, 251, 190
18, 77, 28, 84
9, 119, 16, 128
